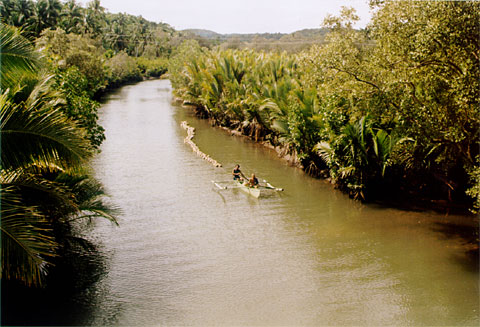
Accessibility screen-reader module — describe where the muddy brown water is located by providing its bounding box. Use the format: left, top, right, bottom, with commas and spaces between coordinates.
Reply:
84, 79, 479, 326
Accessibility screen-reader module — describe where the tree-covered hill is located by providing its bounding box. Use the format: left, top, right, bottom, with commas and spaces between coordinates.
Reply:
182, 27, 330, 51
169, 1, 480, 213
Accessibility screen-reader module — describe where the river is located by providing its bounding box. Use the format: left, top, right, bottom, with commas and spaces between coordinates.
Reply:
77, 79, 478, 325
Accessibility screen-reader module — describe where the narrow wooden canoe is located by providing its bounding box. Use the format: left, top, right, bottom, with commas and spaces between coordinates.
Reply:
235, 180, 261, 198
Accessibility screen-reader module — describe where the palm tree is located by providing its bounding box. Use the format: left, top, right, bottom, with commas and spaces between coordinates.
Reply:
0, 77, 89, 285
371, 129, 413, 177
14, 0, 35, 28
0, 23, 40, 90
315, 115, 412, 199
1, 25, 117, 286
33, 0, 62, 36
1, 184, 58, 286
315, 116, 371, 199
85, 0, 105, 36
1, 81, 91, 172
59, 0, 86, 34
0, 0, 35, 31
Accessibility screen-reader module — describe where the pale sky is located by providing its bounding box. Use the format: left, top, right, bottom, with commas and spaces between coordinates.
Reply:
86, 0, 372, 34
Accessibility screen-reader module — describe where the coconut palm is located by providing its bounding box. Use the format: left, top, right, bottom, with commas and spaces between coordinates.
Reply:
32, 0, 62, 36
0, 0, 35, 30
1, 82, 90, 171
59, 0, 86, 34
1, 25, 117, 286
1, 185, 58, 286
0, 80, 87, 285
0, 23, 40, 90
85, 0, 105, 36
371, 129, 413, 177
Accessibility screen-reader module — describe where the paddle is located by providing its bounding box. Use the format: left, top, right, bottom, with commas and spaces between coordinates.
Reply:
211, 181, 227, 189
262, 179, 284, 191
212, 179, 284, 191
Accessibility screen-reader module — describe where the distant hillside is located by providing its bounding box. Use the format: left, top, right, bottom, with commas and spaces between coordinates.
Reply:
181, 28, 331, 52
289, 28, 329, 38
182, 28, 329, 42
182, 29, 225, 39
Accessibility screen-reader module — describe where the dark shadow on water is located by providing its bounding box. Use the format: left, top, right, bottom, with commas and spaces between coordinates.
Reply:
213, 187, 228, 204
1, 243, 114, 326
96, 77, 166, 103
432, 221, 480, 273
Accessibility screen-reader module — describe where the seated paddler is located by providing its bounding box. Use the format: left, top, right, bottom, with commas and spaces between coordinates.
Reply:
232, 164, 245, 181
248, 173, 259, 188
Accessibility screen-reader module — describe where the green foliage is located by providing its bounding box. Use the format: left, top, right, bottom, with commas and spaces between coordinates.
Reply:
1, 0, 63, 38
0, 0, 36, 30
169, 1, 479, 210
1, 84, 91, 171
315, 116, 413, 199
0, 23, 40, 90
105, 50, 142, 85
59, 0, 87, 34
102, 11, 178, 57
1, 0, 180, 55
85, 0, 106, 37
368, 0, 480, 204
466, 156, 480, 214
168, 39, 204, 90
135, 56, 168, 77
1, 185, 58, 286
0, 24, 118, 287
35, 29, 107, 148
1, 83, 85, 285
54, 67, 105, 148
286, 88, 322, 166
36, 28, 107, 94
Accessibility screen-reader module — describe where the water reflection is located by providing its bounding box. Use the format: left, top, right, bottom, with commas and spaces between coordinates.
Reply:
2, 240, 112, 326
6, 80, 477, 326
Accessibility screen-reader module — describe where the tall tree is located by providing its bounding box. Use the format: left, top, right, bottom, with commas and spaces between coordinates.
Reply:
370, 0, 480, 202
85, 0, 105, 36
1, 25, 116, 286
0, 23, 40, 90
59, 0, 86, 34
33, 0, 62, 36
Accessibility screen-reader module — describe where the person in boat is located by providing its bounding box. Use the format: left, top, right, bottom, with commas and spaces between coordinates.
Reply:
232, 164, 245, 181
247, 173, 259, 188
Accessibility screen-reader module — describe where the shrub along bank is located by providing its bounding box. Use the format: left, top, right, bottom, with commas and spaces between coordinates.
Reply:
1, 0, 170, 292
169, 1, 480, 213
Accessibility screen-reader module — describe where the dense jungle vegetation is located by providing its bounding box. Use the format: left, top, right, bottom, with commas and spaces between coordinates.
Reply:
182, 28, 331, 52
0, 0, 177, 289
169, 2, 480, 212
0, 0, 479, 294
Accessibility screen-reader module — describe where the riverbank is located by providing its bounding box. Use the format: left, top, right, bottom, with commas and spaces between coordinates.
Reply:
168, 8, 479, 213
174, 93, 478, 272
96, 72, 169, 100
6, 78, 477, 325
96, 79, 477, 325
173, 96, 476, 217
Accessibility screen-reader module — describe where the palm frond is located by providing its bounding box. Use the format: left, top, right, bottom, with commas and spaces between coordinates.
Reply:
1, 186, 58, 286
271, 119, 289, 135
1, 167, 77, 215
0, 23, 40, 90
314, 141, 334, 166
339, 166, 356, 179
55, 173, 120, 225
1, 89, 91, 171
76, 204, 120, 226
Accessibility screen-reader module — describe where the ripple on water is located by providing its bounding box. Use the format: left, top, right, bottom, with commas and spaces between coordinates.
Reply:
82, 79, 480, 326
